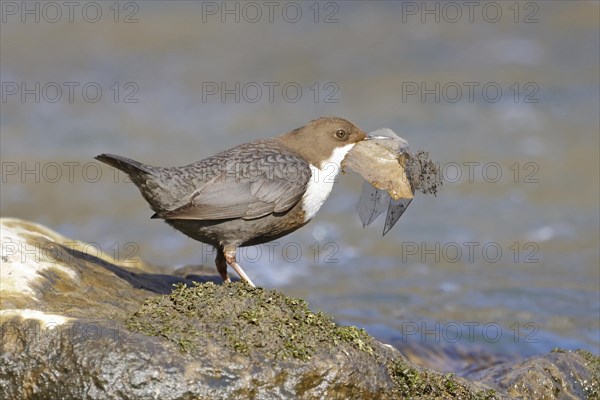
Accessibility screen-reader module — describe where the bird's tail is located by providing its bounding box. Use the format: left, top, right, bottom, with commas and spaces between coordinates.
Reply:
96, 153, 174, 213
95, 153, 154, 176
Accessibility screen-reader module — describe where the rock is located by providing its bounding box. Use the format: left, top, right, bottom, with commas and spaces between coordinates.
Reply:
471, 349, 599, 400
1, 218, 597, 399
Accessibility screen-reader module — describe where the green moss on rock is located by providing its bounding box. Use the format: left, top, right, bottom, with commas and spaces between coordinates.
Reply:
126, 282, 374, 360
387, 358, 498, 399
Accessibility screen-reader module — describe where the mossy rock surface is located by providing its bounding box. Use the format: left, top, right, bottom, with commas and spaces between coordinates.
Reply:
126, 282, 374, 360
1, 218, 598, 399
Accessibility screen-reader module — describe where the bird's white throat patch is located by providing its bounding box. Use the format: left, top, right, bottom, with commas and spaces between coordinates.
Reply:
301, 143, 356, 222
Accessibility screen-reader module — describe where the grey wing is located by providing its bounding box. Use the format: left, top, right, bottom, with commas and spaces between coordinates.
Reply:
156, 156, 312, 221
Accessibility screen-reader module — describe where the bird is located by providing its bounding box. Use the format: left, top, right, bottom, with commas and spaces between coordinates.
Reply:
96, 117, 367, 287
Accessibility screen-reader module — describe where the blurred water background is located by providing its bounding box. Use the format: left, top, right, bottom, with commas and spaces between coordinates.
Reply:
1, 1, 598, 372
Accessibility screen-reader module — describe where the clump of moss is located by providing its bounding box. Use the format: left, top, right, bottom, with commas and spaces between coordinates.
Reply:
387, 359, 497, 399
405, 150, 442, 195
125, 282, 373, 360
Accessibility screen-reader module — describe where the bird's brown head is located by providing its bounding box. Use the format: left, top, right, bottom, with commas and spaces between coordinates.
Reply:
278, 117, 367, 168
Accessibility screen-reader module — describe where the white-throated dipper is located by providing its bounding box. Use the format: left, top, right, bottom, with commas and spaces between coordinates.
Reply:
96, 117, 367, 287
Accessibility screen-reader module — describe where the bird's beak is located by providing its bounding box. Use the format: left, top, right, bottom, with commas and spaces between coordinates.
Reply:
365, 132, 410, 153
365, 134, 392, 140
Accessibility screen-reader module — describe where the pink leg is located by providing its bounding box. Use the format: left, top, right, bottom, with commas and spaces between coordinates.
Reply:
224, 247, 255, 287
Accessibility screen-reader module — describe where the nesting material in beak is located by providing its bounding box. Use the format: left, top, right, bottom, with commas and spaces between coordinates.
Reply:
342, 128, 441, 235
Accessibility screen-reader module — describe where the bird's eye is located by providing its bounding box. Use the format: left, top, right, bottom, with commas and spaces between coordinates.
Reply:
334, 129, 348, 140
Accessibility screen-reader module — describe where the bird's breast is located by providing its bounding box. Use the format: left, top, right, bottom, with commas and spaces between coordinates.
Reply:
300, 143, 356, 222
